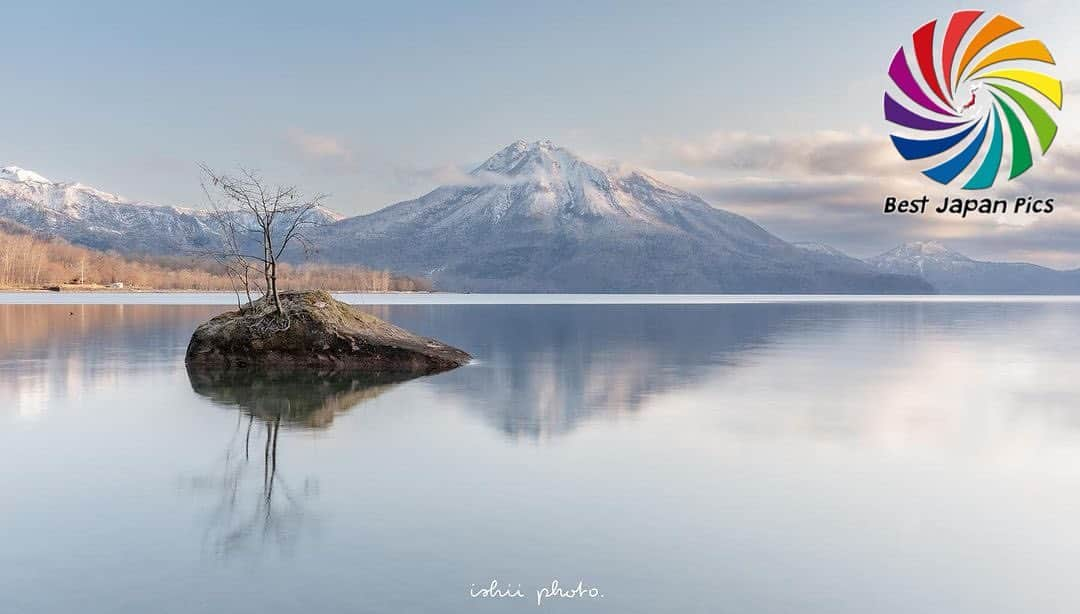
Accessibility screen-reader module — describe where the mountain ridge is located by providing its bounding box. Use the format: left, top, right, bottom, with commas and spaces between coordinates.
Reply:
867, 240, 1080, 294
5, 141, 1075, 293
317, 140, 930, 292
0, 166, 342, 254
0, 168, 220, 254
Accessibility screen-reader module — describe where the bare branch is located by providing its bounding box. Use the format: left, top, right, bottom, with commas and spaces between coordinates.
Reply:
198, 164, 325, 316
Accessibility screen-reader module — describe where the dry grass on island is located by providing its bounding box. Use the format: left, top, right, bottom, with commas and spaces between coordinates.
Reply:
0, 222, 430, 292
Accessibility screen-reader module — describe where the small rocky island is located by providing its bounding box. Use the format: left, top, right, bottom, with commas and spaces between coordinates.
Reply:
185, 290, 470, 374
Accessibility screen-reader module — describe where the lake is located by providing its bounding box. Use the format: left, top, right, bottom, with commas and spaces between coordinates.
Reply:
4, 295, 1080, 613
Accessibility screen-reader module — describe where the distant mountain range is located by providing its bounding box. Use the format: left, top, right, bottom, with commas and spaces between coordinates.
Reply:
1, 143, 1077, 294
0, 166, 220, 254
867, 241, 1080, 294
0, 166, 341, 255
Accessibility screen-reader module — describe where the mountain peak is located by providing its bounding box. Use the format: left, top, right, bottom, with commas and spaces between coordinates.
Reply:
899, 240, 951, 254
450, 139, 717, 223
473, 139, 578, 176
1, 166, 52, 184
883, 241, 970, 262
868, 240, 973, 278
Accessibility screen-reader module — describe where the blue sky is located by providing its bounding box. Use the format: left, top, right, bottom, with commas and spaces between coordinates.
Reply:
7, 0, 1080, 264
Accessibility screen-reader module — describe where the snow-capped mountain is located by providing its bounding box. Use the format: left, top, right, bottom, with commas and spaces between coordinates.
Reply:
0, 166, 52, 184
0, 166, 221, 253
320, 140, 930, 292
22, 145, 1080, 294
868, 241, 973, 278
868, 241, 1080, 294
0, 166, 341, 255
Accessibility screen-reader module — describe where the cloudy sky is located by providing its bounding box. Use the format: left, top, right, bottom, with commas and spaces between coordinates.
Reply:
7, 0, 1080, 265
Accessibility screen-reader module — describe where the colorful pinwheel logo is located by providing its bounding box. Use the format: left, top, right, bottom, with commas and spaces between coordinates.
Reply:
885, 11, 1062, 188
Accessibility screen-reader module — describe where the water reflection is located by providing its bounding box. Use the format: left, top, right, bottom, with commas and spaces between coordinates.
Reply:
361, 302, 1080, 442
9, 300, 1080, 612
371, 304, 833, 438
186, 367, 406, 429
183, 407, 308, 558
183, 366, 427, 557
0, 304, 219, 419
3, 301, 1080, 445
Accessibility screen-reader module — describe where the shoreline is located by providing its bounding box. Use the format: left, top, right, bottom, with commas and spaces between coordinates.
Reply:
4, 291, 1080, 306
0, 287, 435, 294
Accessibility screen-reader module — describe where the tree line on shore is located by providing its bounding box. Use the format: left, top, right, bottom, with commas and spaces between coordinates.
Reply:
0, 222, 431, 292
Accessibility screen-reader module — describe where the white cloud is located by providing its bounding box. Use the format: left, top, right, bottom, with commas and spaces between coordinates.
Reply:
635, 129, 1080, 267
286, 129, 354, 162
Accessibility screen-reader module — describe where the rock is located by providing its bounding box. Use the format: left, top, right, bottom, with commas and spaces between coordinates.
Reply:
184, 290, 470, 373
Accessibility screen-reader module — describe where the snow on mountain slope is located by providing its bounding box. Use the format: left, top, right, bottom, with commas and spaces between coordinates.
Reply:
868, 241, 973, 278
0, 167, 221, 253
1, 166, 52, 184
0, 166, 342, 255
337, 140, 782, 249
868, 241, 1080, 294
321, 140, 931, 293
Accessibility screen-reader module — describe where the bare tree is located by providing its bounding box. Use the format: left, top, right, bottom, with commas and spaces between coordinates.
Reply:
199, 165, 326, 316
204, 203, 264, 312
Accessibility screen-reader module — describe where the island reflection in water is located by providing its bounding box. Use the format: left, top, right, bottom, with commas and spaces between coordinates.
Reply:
184, 366, 417, 558
186, 366, 407, 429
7, 300, 1080, 613
4, 300, 1080, 444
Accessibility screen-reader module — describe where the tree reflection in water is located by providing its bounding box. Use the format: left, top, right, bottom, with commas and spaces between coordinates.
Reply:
184, 366, 416, 558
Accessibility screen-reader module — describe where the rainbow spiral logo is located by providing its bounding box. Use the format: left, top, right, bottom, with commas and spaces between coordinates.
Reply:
885, 11, 1062, 188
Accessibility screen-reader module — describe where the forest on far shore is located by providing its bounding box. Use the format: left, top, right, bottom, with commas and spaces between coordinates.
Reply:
0, 222, 431, 292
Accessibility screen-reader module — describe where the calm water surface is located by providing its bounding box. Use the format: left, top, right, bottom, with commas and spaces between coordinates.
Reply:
3, 297, 1080, 613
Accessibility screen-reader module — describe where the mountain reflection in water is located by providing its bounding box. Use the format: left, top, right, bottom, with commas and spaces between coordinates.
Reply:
9, 299, 1080, 613
4, 300, 1080, 445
